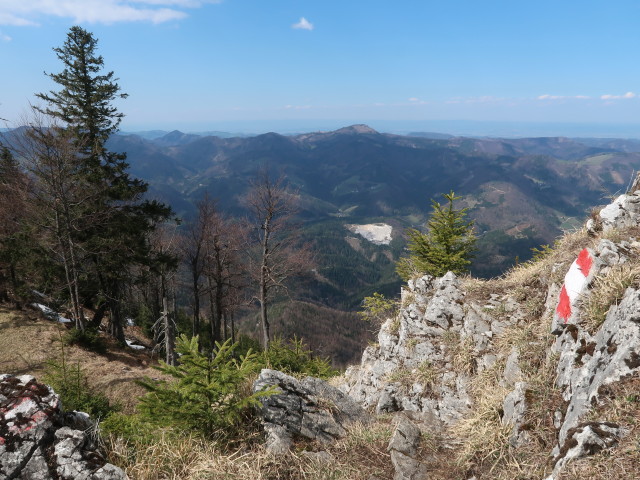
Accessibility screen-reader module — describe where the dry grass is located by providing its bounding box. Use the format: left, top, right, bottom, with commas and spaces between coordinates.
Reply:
415, 360, 439, 388
580, 263, 640, 333
106, 420, 395, 480
442, 331, 475, 374
447, 335, 561, 480
558, 377, 640, 480
384, 360, 439, 396
388, 316, 401, 335
385, 366, 414, 390
107, 432, 218, 480
0, 304, 165, 413
451, 367, 513, 472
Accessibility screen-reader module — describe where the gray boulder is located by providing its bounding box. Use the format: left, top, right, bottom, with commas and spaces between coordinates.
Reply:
253, 369, 370, 454
0, 374, 127, 480
387, 415, 428, 480
548, 422, 622, 479
501, 382, 529, 447
598, 192, 640, 231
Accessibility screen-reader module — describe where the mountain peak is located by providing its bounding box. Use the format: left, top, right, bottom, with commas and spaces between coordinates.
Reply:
333, 124, 379, 135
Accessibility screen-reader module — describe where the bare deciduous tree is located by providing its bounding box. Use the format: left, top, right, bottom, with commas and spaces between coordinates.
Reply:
14, 112, 92, 330
149, 222, 180, 366
245, 168, 314, 350
182, 193, 247, 348
181, 195, 210, 339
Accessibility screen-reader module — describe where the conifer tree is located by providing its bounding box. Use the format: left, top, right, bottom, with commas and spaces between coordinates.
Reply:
138, 335, 272, 437
396, 191, 476, 280
34, 26, 172, 342
36, 26, 126, 161
0, 145, 29, 306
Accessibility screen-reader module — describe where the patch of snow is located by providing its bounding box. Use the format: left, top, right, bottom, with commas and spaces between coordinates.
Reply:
347, 223, 393, 245
31, 303, 72, 323
32, 303, 55, 317
126, 317, 136, 327
126, 340, 145, 350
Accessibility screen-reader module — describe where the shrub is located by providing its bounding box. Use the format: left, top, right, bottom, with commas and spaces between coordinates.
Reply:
261, 336, 338, 379
44, 343, 118, 418
63, 326, 107, 354
359, 292, 397, 326
137, 335, 274, 439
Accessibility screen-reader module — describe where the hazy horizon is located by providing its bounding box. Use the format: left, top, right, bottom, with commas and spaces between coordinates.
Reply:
3, 1, 640, 136
117, 119, 640, 140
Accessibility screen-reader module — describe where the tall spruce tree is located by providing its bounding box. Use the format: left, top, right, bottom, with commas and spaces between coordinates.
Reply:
35, 26, 172, 342
36, 26, 126, 160
396, 191, 476, 280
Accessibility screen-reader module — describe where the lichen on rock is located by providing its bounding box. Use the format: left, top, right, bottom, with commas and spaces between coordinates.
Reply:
0, 374, 127, 480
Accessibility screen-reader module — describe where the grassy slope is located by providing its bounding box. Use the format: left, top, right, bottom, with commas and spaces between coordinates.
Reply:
0, 306, 162, 413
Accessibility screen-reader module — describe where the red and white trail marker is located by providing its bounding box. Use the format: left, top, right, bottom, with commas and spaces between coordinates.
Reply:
553, 248, 599, 333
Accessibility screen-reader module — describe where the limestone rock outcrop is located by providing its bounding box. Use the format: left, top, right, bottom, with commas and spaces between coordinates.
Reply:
598, 192, 640, 231
387, 414, 428, 480
549, 422, 622, 479
340, 187, 640, 478
549, 238, 640, 478
342, 272, 519, 425
253, 369, 370, 454
0, 374, 127, 480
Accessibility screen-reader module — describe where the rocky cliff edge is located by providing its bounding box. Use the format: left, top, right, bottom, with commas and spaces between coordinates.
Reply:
336, 187, 640, 479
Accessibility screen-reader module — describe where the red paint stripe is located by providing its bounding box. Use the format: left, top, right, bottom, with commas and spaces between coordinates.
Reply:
576, 248, 593, 277
557, 285, 572, 321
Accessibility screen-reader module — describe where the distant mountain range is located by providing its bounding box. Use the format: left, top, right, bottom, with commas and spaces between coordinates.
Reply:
110, 124, 640, 259
8, 124, 640, 363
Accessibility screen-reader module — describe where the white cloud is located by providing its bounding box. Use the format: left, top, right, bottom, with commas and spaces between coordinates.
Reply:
284, 104, 312, 110
0, 12, 37, 26
538, 94, 562, 100
537, 94, 591, 100
601, 92, 637, 100
292, 17, 313, 31
0, 0, 221, 26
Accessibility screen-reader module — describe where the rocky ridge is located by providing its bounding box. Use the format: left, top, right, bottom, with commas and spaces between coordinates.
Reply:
333, 187, 640, 478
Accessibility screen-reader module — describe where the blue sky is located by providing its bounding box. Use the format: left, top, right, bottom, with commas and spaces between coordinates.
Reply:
2, 1, 640, 136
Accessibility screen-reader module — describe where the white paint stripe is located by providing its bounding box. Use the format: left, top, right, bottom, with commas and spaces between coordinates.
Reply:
564, 259, 588, 304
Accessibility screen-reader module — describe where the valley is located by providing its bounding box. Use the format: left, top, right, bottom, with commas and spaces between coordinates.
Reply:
100, 125, 640, 364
